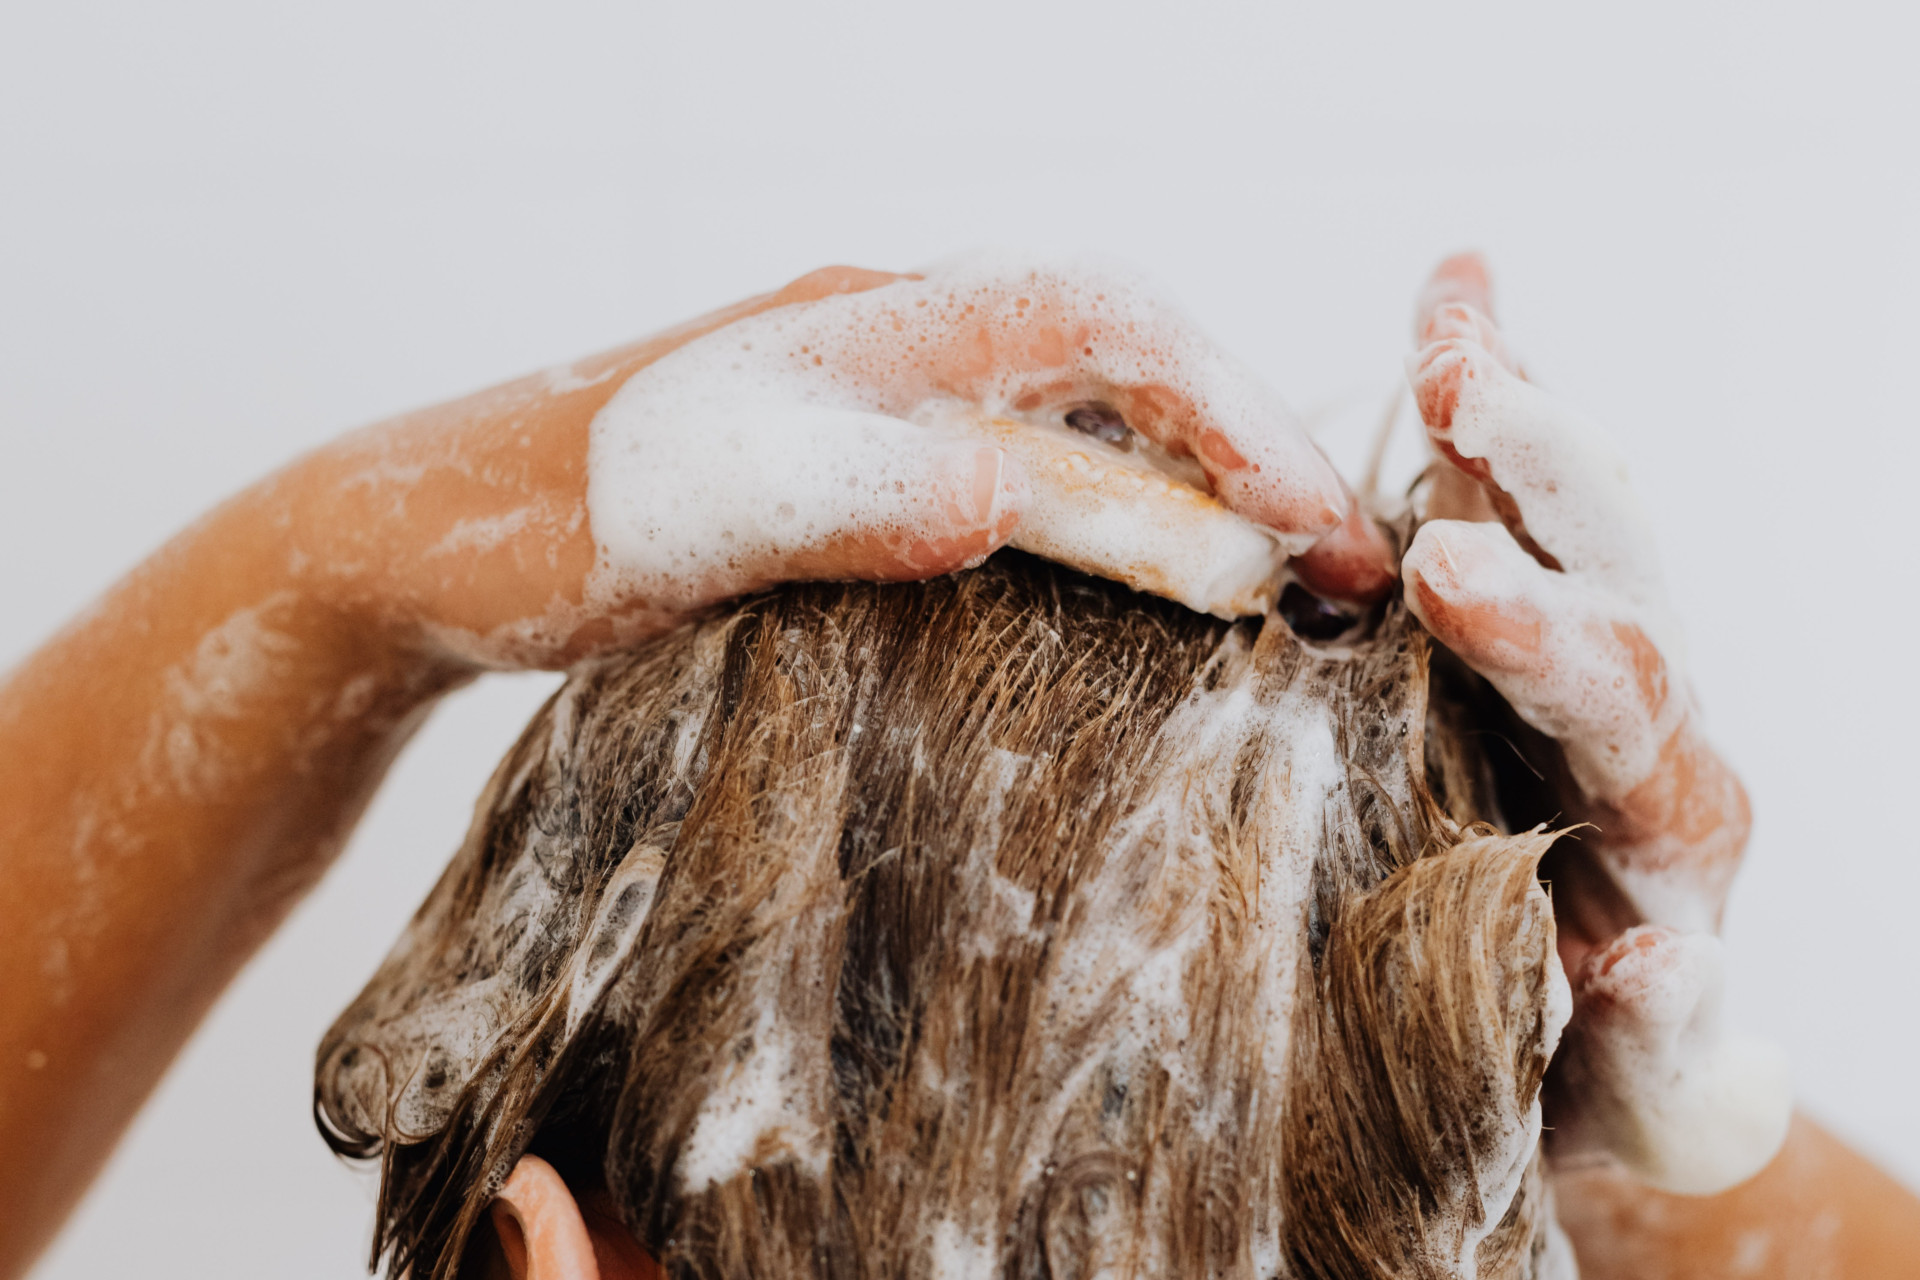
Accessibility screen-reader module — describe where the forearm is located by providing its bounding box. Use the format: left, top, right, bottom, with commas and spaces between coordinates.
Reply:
0, 487, 466, 1277
1556, 1112, 1920, 1279
0, 298, 754, 1273
0, 277, 896, 1276
0, 257, 1389, 1277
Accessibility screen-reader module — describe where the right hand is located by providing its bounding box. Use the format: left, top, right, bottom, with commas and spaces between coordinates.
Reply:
1402, 254, 1748, 935
1398, 255, 1788, 1195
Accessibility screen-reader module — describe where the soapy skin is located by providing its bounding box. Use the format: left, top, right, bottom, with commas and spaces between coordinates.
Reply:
923, 406, 1294, 617
584, 251, 1395, 629
1552, 926, 1790, 1195
1555, 1114, 1920, 1279
1, 252, 1913, 1280
1403, 257, 1751, 932
1399, 256, 1790, 1198
0, 257, 1386, 1279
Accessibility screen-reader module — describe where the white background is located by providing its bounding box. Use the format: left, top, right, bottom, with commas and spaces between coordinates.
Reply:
4, 2, 1916, 1274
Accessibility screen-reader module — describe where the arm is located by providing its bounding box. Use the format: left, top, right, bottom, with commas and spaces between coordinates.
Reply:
0, 277, 795, 1275
0, 258, 1384, 1276
1557, 1113, 1920, 1280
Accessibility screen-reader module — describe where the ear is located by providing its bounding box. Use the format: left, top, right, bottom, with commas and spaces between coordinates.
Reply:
490, 1154, 663, 1280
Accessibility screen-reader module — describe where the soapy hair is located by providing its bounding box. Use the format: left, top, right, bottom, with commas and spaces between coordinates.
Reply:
314, 553, 1570, 1279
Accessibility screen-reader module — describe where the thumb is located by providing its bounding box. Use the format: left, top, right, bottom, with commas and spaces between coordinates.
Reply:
589, 407, 1026, 614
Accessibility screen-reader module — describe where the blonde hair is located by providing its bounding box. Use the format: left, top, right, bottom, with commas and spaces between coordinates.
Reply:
316, 554, 1569, 1279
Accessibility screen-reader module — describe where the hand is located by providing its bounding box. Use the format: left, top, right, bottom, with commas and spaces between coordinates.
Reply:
0, 252, 1395, 1278
288, 254, 1392, 670
1398, 255, 1789, 1194
1404, 254, 1744, 934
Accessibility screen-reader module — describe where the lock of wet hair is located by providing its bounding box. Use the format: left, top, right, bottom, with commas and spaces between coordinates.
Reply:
315, 550, 1575, 1280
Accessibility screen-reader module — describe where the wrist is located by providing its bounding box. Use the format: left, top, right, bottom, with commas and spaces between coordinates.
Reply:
218, 456, 471, 694
269, 382, 611, 671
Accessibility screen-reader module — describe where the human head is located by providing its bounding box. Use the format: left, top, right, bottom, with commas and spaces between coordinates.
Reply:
315, 554, 1569, 1279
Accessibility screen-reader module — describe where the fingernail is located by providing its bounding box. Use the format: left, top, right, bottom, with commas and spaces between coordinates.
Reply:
1416, 521, 1461, 580
972, 446, 1007, 525
1198, 428, 1251, 472
1407, 346, 1475, 435
1405, 523, 1546, 661
1306, 455, 1349, 533
1414, 251, 1494, 338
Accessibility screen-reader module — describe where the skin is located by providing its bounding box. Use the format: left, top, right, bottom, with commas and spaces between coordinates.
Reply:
1402, 255, 1920, 1275
1, 254, 1910, 1278
1405, 261, 1795, 1193
485, 1120, 1920, 1280
1404, 255, 1744, 934
1557, 1115, 1920, 1280
486, 1156, 661, 1280
0, 259, 1385, 1279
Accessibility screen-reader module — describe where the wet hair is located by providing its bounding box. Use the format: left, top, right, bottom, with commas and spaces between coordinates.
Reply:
315, 552, 1571, 1279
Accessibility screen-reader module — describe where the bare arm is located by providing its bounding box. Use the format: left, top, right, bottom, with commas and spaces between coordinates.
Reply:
0, 259, 1387, 1276
1557, 1113, 1920, 1279
0, 289, 733, 1275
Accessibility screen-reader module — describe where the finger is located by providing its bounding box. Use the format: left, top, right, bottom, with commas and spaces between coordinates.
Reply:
1547, 925, 1791, 1196
1407, 277, 1664, 613
1414, 251, 1497, 342
1292, 473, 1398, 603
907, 254, 1348, 538
1404, 519, 1680, 804
1406, 519, 1746, 927
939, 409, 1291, 618
587, 402, 1024, 616
772, 436, 1025, 585
1407, 258, 1525, 551
665, 253, 1350, 546
1413, 252, 1520, 385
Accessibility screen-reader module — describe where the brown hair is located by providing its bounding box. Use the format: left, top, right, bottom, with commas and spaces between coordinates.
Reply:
315, 553, 1569, 1279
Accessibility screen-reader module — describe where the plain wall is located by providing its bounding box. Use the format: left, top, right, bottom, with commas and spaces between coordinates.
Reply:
3, 2, 1915, 1274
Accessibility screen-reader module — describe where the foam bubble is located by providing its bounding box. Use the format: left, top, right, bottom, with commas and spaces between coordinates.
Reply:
586, 251, 1322, 618
679, 1006, 828, 1192
918, 403, 1290, 618
1415, 341, 1676, 651
1561, 927, 1792, 1195
1405, 518, 1685, 805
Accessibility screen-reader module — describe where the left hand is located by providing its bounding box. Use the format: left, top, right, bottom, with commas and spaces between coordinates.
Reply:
291, 254, 1396, 672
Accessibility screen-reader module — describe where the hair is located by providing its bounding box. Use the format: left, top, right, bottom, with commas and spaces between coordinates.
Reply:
315, 552, 1572, 1279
